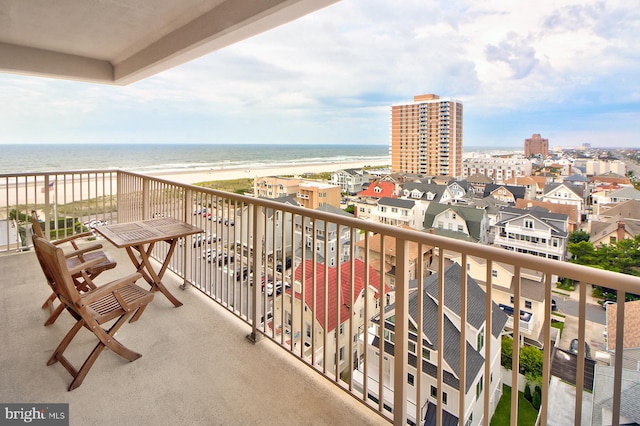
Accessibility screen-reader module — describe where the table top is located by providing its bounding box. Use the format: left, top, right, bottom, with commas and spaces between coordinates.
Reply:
95, 217, 202, 248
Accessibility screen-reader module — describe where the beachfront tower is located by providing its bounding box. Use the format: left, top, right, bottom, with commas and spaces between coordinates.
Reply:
524, 133, 549, 158
390, 94, 463, 178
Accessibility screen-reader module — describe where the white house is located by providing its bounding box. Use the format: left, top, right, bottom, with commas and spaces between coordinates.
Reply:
353, 263, 508, 425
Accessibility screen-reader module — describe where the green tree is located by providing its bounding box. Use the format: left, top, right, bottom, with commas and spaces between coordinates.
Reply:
501, 336, 513, 369
520, 345, 543, 380
344, 205, 355, 214
569, 230, 590, 244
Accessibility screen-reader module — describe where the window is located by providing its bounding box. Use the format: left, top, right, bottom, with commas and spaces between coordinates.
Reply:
476, 375, 484, 400
339, 346, 345, 361
524, 219, 534, 229
525, 300, 532, 309
443, 392, 448, 405
431, 386, 437, 398
408, 373, 415, 386
477, 328, 485, 352
467, 263, 471, 271
458, 225, 464, 232
384, 329, 395, 343
423, 348, 431, 361
492, 269, 498, 278
437, 221, 444, 228
408, 341, 416, 354
339, 324, 344, 335
465, 414, 473, 426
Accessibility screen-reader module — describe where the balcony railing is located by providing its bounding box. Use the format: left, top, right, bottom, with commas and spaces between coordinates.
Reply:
2, 169, 640, 426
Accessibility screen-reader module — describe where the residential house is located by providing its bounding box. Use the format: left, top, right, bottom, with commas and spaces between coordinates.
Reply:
483, 184, 526, 204
541, 182, 585, 220
354, 181, 398, 221
493, 206, 569, 261
590, 220, 640, 247
504, 176, 546, 200
353, 263, 508, 426
354, 230, 433, 289
330, 169, 370, 195
515, 199, 580, 233
466, 174, 494, 197
592, 187, 640, 215
591, 367, 640, 426
254, 176, 300, 199
462, 156, 532, 182
371, 197, 423, 230
271, 259, 382, 375
423, 203, 490, 244
590, 172, 631, 187
450, 254, 548, 346
400, 182, 454, 204
237, 196, 299, 262
297, 181, 341, 209
606, 300, 640, 371
294, 205, 357, 267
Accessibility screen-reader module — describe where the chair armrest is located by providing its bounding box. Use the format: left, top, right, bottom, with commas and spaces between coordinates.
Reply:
52, 232, 94, 245
79, 273, 143, 306
68, 258, 104, 276
63, 244, 104, 259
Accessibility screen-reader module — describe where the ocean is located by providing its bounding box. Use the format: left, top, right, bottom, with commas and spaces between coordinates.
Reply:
0, 143, 521, 175
0, 144, 390, 175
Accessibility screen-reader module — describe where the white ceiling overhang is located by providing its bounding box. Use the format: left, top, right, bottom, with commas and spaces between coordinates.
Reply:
0, 0, 339, 85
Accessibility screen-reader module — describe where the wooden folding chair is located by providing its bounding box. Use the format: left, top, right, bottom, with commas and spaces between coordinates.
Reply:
31, 211, 117, 325
32, 236, 154, 391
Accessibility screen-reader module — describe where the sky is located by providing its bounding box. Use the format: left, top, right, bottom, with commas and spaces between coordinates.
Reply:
0, 0, 639, 148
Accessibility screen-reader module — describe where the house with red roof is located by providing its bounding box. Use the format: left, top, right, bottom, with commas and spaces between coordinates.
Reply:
354, 180, 399, 220
271, 259, 386, 375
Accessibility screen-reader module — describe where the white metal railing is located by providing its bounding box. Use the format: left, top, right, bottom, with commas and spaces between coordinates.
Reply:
2, 169, 640, 426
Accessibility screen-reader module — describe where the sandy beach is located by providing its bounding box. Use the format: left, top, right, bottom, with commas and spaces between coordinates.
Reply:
0, 160, 389, 209
145, 159, 389, 185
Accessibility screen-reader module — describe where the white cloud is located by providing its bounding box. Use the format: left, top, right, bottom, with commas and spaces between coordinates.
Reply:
0, 0, 638, 146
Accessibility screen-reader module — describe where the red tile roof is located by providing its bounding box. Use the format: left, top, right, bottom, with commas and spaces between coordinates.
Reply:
357, 181, 397, 199
293, 259, 383, 332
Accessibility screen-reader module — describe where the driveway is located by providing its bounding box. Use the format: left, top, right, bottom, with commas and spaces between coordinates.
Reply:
547, 376, 593, 426
558, 315, 607, 356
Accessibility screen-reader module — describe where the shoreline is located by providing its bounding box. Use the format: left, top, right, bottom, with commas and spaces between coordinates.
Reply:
145, 159, 390, 185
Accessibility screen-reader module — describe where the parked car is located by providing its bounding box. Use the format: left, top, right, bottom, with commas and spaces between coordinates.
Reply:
602, 300, 616, 310
218, 253, 234, 266
569, 338, 591, 358
551, 299, 557, 312
276, 256, 292, 273
235, 266, 252, 281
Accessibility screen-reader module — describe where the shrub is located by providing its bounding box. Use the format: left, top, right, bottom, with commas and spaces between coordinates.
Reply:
532, 389, 541, 410
524, 384, 532, 402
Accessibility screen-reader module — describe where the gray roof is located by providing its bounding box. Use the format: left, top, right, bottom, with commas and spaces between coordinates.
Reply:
497, 206, 568, 238
423, 203, 486, 242
599, 199, 640, 221
395, 264, 509, 392
377, 196, 415, 209
543, 182, 584, 197
401, 182, 449, 201
592, 366, 640, 426
610, 187, 640, 200
483, 184, 527, 200
315, 204, 353, 217
564, 174, 590, 183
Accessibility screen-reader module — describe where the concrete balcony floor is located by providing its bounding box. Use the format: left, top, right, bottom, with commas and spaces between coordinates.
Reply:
0, 245, 387, 426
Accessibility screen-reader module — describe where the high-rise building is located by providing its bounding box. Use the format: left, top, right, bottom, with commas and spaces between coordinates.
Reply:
524, 133, 549, 157
390, 94, 463, 177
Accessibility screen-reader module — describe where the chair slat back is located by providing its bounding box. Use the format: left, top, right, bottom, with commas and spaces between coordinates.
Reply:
33, 236, 82, 306
31, 211, 45, 239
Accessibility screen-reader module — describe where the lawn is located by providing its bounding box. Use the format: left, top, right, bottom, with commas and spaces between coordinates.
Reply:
490, 385, 539, 426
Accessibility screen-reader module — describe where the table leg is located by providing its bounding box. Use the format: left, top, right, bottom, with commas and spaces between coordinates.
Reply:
126, 242, 183, 307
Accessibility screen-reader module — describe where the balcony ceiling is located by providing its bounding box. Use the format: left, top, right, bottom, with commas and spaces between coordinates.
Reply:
0, 0, 338, 85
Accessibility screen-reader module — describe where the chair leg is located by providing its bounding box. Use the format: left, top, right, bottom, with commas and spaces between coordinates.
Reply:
128, 305, 148, 323
44, 304, 65, 326
41, 292, 56, 309
48, 320, 84, 366
68, 313, 141, 391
